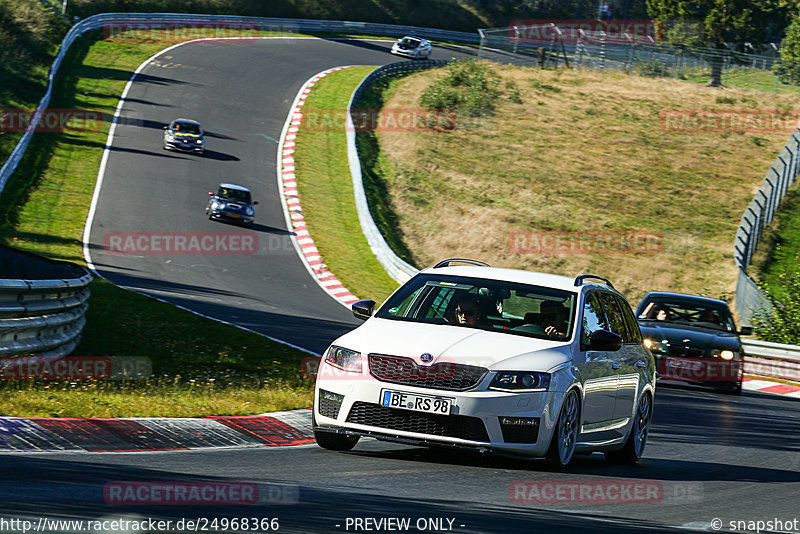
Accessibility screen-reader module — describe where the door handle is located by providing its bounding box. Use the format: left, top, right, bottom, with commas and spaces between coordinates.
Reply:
610, 362, 621, 370
635, 361, 646, 368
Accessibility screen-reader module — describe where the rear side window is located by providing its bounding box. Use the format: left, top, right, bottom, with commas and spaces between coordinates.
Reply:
597, 292, 630, 342
581, 292, 609, 345
617, 296, 643, 343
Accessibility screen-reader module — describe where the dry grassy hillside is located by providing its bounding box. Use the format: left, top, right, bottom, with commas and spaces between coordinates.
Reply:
375, 64, 795, 304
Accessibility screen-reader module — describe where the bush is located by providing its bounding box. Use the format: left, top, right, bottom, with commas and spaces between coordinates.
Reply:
752, 270, 800, 345
775, 15, 800, 85
419, 61, 500, 117
635, 58, 665, 78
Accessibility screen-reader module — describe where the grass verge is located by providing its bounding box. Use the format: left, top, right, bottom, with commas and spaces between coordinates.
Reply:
367, 62, 797, 306
293, 66, 401, 304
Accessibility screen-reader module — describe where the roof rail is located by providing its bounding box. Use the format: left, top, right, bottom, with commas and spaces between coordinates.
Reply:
574, 274, 614, 289
433, 258, 490, 269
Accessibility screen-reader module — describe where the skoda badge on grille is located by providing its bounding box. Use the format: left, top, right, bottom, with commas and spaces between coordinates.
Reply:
420, 353, 433, 363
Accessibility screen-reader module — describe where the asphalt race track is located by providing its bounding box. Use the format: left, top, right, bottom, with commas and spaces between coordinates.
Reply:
0, 387, 798, 533
84, 38, 477, 355
12, 37, 800, 534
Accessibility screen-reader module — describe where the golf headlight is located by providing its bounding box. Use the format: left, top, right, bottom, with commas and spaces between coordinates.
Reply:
644, 339, 667, 353
711, 349, 737, 360
325, 346, 362, 373
245, 207, 254, 216
489, 371, 550, 392
196, 139, 203, 144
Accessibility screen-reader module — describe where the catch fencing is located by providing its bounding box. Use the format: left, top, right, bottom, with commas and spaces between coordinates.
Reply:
477, 23, 777, 85
733, 132, 800, 324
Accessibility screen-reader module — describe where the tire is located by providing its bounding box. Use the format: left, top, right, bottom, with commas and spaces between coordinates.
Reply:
605, 391, 652, 464
312, 411, 359, 451
545, 389, 579, 467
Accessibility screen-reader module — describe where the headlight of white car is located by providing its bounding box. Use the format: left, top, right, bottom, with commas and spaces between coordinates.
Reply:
325, 346, 362, 373
489, 371, 550, 392
166, 134, 174, 141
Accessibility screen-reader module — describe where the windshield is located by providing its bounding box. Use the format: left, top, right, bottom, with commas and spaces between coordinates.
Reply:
173, 121, 201, 134
400, 37, 421, 46
637, 297, 736, 332
375, 273, 577, 341
217, 187, 252, 203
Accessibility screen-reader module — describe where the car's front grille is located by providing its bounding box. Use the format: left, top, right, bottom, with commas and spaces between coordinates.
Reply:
368, 354, 487, 391
667, 345, 705, 358
346, 402, 489, 442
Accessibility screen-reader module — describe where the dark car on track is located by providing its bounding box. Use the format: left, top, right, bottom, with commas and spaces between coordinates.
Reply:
163, 118, 205, 154
635, 292, 751, 394
206, 183, 258, 227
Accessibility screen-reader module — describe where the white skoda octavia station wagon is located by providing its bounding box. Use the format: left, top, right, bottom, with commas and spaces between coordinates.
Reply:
313, 259, 655, 466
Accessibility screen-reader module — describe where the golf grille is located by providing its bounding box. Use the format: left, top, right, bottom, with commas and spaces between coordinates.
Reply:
368, 354, 487, 391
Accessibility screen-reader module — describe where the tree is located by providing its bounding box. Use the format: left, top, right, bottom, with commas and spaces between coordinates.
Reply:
647, 0, 785, 86
775, 14, 800, 83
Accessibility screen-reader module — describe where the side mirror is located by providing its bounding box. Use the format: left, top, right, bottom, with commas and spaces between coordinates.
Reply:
352, 299, 376, 321
739, 326, 753, 336
163, 125, 168, 130
208, 191, 214, 196
587, 329, 623, 352
253, 201, 259, 205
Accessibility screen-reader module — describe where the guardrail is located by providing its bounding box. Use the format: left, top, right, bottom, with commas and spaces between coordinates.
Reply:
0, 246, 92, 357
345, 60, 450, 283
0, 13, 478, 197
743, 338, 800, 382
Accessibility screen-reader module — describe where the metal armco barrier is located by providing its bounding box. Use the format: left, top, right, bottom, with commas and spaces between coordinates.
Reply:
743, 339, 800, 382
346, 60, 449, 283
0, 246, 92, 357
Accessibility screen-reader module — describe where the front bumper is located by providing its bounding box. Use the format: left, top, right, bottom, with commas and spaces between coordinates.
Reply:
165, 140, 204, 153
208, 209, 254, 225
391, 48, 422, 58
314, 371, 563, 456
655, 354, 742, 387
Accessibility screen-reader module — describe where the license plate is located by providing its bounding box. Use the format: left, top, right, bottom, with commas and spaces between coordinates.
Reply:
665, 358, 702, 371
380, 389, 452, 415
227, 213, 241, 218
